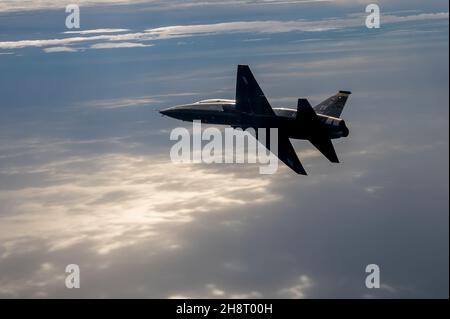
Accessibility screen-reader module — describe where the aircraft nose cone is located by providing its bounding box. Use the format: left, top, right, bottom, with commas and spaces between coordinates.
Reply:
159, 107, 175, 116
159, 105, 187, 119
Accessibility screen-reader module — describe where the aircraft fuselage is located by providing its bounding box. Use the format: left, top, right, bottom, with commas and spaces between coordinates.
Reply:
160, 99, 349, 140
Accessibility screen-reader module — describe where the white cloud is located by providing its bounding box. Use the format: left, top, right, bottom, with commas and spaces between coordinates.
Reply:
90, 42, 153, 49
78, 92, 199, 109
0, 152, 277, 255
364, 185, 383, 194
168, 283, 264, 299
43, 46, 78, 53
167, 275, 314, 299
278, 275, 313, 298
0, 0, 148, 13
64, 28, 130, 34
0, 35, 114, 50
0, 1, 327, 13
145, 12, 449, 37
0, 12, 447, 52
86, 96, 157, 108
0, 145, 281, 297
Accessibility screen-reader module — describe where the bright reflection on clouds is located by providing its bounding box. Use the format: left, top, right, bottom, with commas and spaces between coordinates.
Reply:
0, 153, 278, 257
168, 282, 264, 299
167, 276, 314, 299
278, 275, 313, 299
0, 146, 284, 297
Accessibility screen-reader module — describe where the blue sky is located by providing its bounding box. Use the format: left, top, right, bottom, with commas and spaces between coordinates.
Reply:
0, 0, 448, 298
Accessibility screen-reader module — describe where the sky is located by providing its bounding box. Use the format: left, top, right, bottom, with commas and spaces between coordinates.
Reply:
0, 0, 448, 298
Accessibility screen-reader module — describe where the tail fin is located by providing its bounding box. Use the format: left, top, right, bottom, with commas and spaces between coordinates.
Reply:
313, 91, 351, 118
296, 98, 318, 123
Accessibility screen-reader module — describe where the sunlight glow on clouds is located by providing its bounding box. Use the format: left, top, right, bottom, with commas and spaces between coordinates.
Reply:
0, 152, 277, 255
167, 275, 314, 299
0, 137, 282, 297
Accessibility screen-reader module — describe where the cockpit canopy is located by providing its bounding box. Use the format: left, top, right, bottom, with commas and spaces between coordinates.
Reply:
196, 99, 235, 104
273, 108, 297, 118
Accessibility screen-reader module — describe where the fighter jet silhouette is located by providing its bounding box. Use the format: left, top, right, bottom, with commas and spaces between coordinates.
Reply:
160, 65, 351, 174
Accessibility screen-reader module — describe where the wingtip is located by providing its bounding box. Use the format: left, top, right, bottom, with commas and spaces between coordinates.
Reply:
237, 64, 249, 69
330, 156, 340, 164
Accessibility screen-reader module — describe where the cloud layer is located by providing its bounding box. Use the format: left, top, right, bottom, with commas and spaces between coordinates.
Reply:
0, 0, 448, 299
1, 0, 327, 13
0, 12, 447, 52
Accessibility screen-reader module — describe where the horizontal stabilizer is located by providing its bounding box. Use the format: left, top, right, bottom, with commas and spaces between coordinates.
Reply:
309, 137, 339, 163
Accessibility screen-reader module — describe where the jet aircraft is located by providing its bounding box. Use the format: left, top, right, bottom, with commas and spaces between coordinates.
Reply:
160, 65, 351, 174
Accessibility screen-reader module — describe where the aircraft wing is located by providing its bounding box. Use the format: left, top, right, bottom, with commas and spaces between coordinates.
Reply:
276, 133, 307, 175
235, 65, 275, 115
